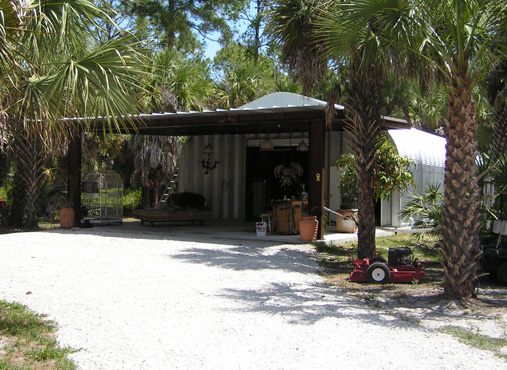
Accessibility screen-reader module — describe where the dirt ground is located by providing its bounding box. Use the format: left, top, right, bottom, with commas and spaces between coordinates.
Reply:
320, 257, 507, 342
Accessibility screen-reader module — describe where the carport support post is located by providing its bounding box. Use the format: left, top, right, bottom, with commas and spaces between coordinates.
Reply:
308, 120, 325, 240
67, 128, 82, 227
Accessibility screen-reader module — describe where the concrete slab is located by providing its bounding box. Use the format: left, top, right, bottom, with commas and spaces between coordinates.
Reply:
79, 218, 396, 245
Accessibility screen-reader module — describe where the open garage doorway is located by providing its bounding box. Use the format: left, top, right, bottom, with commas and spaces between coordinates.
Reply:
245, 145, 308, 221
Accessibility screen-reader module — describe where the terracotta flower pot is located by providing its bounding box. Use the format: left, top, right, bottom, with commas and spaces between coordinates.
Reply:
60, 208, 75, 229
299, 216, 318, 242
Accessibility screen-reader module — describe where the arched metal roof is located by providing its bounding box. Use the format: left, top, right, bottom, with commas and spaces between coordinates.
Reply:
239, 92, 345, 110
388, 128, 446, 167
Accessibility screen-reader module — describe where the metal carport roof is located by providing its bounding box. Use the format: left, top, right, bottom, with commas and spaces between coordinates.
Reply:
84, 92, 408, 136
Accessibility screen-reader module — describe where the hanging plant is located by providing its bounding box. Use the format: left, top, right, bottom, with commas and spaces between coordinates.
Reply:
274, 162, 304, 192
274, 162, 304, 178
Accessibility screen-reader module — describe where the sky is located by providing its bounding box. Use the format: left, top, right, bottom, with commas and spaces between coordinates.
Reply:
198, 4, 254, 60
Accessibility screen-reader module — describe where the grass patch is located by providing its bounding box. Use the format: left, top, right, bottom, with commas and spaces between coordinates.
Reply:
322, 233, 442, 262
0, 222, 59, 235
438, 325, 507, 358
315, 243, 355, 257
0, 300, 78, 370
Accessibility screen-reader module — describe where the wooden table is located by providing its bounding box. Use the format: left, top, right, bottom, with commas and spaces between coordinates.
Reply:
272, 200, 308, 234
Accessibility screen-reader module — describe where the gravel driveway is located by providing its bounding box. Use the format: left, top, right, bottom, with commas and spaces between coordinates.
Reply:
1, 228, 505, 369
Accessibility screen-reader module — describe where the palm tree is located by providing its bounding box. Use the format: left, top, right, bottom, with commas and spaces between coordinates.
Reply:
151, 50, 213, 112
128, 49, 212, 209
267, 0, 328, 96
212, 43, 277, 108
484, 59, 507, 158
318, 0, 504, 298
412, 0, 504, 298
316, 0, 419, 259
0, 0, 147, 228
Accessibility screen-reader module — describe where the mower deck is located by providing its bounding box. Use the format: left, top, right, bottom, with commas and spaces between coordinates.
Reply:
350, 258, 425, 284
349, 247, 430, 284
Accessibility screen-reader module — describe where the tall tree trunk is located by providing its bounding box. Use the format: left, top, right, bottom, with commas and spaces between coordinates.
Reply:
8, 162, 26, 227
9, 131, 45, 228
441, 76, 482, 299
345, 59, 383, 259
492, 107, 507, 158
347, 108, 380, 259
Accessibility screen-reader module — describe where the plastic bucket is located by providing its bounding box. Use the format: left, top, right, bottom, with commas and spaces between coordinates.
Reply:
256, 222, 267, 237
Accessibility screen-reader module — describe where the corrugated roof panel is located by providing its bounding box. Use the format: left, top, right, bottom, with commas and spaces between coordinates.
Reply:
238, 92, 345, 110
388, 128, 446, 168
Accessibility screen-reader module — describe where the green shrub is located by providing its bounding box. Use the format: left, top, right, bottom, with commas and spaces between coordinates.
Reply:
123, 188, 142, 213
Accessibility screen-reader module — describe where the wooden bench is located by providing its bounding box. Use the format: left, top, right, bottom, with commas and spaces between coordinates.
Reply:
131, 208, 214, 226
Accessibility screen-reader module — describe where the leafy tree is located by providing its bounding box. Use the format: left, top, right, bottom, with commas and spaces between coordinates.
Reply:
335, 136, 415, 203
240, 0, 270, 63
121, 0, 246, 52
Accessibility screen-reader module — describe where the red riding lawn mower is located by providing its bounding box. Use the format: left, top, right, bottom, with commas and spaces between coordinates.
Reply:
349, 247, 437, 284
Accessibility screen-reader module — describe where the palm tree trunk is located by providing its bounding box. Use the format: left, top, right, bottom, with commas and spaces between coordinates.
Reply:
441, 76, 482, 299
347, 109, 380, 259
8, 165, 26, 227
492, 107, 507, 158
9, 131, 45, 228
345, 59, 383, 259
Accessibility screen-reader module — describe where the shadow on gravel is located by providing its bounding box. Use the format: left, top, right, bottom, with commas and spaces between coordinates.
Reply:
174, 243, 507, 332
171, 243, 486, 330
216, 280, 464, 330
218, 278, 506, 333
172, 245, 318, 274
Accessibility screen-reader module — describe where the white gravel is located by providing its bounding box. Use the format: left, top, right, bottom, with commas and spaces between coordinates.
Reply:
0, 228, 505, 369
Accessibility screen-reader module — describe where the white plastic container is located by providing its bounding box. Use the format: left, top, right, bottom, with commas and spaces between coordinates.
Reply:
256, 222, 267, 237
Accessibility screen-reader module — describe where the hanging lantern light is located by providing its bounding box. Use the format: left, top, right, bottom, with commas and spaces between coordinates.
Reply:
297, 139, 308, 152
260, 137, 274, 151
203, 143, 214, 154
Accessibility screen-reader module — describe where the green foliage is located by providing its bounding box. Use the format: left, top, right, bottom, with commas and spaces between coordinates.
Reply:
400, 184, 444, 240
407, 82, 448, 132
0, 0, 149, 228
122, 0, 244, 51
123, 188, 142, 213
335, 136, 415, 202
266, 0, 329, 95
148, 49, 213, 112
26, 344, 75, 362
212, 42, 278, 108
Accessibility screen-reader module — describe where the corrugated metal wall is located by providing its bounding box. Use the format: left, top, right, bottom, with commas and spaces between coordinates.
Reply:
381, 161, 444, 227
381, 128, 446, 227
179, 135, 246, 220
178, 130, 444, 227
179, 132, 344, 222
